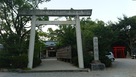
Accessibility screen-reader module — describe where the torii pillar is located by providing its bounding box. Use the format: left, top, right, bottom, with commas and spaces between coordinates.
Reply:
75, 15, 84, 68
27, 15, 36, 68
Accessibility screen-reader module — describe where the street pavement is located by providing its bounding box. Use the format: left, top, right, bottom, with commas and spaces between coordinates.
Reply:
0, 58, 136, 77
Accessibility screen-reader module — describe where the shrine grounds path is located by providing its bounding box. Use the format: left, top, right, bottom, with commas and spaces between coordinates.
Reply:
0, 58, 136, 77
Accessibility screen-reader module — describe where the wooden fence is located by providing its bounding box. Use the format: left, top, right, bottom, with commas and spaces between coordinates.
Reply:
56, 46, 72, 61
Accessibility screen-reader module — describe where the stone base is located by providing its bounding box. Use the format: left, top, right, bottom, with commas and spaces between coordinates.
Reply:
90, 62, 105, 71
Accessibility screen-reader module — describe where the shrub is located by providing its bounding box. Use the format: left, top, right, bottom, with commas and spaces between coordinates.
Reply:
84, 53, 94, 68
0, 56, 11, 68
0, 48, 41, 69
0, 53, 28, 69
72, 56, 78, 66
100, 55, 112, 67
11, 55, 28, 68
33, 57, 41, 68
71, 45, 78, 66
72, 53, 94, 68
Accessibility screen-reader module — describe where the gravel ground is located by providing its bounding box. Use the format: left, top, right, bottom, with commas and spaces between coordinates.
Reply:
0, 58, 136, 77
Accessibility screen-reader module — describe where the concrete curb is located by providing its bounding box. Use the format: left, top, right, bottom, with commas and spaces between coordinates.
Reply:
0, 69, 90, 73
19, 69, 90, 73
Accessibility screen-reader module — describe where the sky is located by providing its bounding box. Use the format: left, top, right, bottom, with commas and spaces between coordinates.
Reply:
38, 0, 136, 31
38, 0, 136, 23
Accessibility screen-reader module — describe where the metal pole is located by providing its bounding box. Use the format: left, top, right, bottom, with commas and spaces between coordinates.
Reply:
75, 15, 84, 68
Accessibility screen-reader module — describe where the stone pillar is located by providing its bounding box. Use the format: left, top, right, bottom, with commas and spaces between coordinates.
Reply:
46, 50, 49, 58
28, 15, 36, 69
75, 15, 84, 68
91, 37, 105, 70
93, 37, 99, 61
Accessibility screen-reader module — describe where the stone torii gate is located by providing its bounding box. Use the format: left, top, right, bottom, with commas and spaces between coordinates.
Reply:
18, 9, 92, 69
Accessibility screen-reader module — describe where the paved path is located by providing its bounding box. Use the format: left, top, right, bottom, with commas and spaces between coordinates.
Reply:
32, 58, 80, 71
105, 58, 136, 77
0, 58, 136, 77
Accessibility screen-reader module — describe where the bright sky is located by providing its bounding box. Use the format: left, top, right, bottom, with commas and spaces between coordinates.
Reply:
39, 0, 136, 23
38, 0, 136, 32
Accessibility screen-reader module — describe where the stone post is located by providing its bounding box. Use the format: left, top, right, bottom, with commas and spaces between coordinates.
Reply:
75, 15, 84, 68
93, 37, 99, 61
46, 50, 49, 58
91, 36, 105, 70
28, 15, 36, 69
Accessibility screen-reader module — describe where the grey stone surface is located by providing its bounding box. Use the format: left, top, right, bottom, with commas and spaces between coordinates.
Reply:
91, 63, 105, 70
32, 58, 80, 71
18, 9, 92, 16
1, 58, 136, 77
93, 37, 99, 61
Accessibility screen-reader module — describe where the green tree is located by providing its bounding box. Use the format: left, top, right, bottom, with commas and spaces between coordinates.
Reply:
0, 0, 33, 55
0, 0, 50, 55
81, 18, 115, 53
51, 16, 76, 47
80, 18, 97, 52
92, 21, 115, 52
111, 15, 136, 55
0, 0, 50, 68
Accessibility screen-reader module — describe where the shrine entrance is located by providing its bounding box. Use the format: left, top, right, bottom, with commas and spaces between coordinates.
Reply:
18, 9, 92, 69
113, 46, 126, 58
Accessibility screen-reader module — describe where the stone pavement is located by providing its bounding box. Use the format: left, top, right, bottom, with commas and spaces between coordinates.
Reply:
31, 58, 88, 72
0, 58, 136, 77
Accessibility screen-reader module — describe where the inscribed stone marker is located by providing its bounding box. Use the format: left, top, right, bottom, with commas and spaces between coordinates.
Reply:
93, 37, 99, 61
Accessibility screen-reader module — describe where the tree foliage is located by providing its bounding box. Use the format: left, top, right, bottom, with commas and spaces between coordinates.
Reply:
0, 0, 34, 55
111, 15, 136, 55
0, 0, 50, 68
0, 0, 50, 55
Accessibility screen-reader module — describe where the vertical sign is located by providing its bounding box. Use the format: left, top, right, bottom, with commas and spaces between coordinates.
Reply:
93, 37, 99, 61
